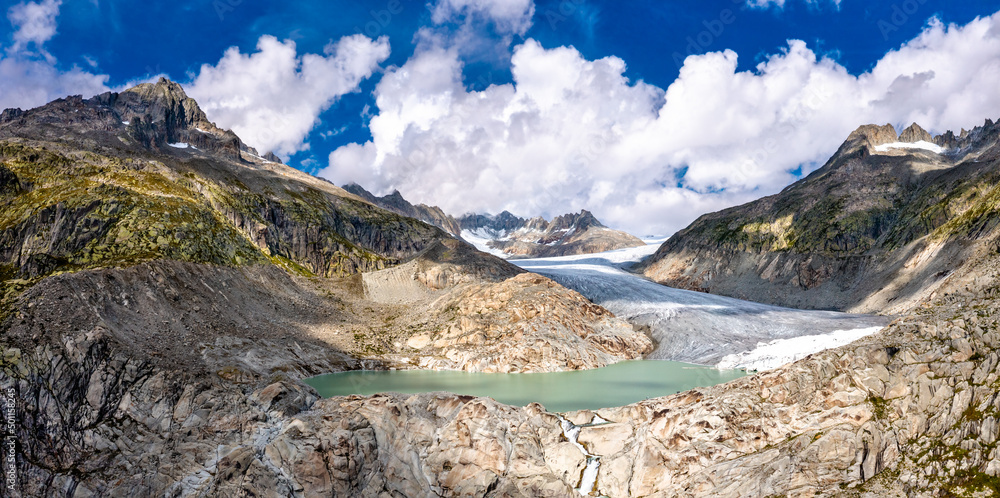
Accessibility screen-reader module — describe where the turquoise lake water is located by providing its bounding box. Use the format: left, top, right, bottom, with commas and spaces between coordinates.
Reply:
303, 360, 748, 413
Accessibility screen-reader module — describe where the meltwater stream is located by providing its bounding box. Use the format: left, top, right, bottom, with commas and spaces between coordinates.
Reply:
559, 415, 602, 495
515, 241, 890, 368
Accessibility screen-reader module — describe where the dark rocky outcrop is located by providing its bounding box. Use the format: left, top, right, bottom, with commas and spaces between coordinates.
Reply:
342, 183, 465, 236
0, 163, 19, 196
0, 108, 23, 123
459, 210, 527, 234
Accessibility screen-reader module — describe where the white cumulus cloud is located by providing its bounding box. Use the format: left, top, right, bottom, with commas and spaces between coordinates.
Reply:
7, 0, 61, 57
322, 12, 1000, 236
185, 34, 390, 158
0, 0, 110, 112
0, 58, 110, 111
431, 0, 535, 35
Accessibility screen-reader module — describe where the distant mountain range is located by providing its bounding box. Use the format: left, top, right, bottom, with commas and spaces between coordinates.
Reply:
342, 183, 646, 258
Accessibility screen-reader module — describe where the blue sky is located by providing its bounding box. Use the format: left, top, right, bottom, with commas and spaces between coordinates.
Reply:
2, 0, 1000, 234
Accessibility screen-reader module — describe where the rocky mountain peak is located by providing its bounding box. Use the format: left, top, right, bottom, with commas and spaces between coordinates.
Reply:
342, 183, 379, 203
494, 211, 524, 228
838, 120, 1000, 159
932, 118, 1000, 153
899, 122, 933, 143
524, 216, 549, 231
0, 77, 282, 164
549, 210, 604, 231
0, 108, 24, 122
118, 77, 208, 125
376, 190, 419, 214
459, 211, 527, 233
846, 123, 898, 148
114, 78, 218, 147
935, 130, 959, 149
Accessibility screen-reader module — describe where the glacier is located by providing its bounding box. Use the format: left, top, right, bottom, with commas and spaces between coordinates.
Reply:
516, 241, 889, 369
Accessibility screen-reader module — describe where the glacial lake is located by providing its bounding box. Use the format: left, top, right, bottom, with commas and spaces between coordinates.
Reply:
304, 360, 748, 413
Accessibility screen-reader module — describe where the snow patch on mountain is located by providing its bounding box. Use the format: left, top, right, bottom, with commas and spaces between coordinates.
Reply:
874, 141, 946, 154
459, 229, 510, 258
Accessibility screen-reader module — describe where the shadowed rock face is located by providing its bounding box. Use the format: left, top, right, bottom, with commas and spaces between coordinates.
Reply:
642, 119, 1000, 314
342, 183, 464, 235
460, 210, 528, 233
0, 163, 19, 197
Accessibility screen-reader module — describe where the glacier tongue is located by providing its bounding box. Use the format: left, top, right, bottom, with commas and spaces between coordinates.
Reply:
716, 326, 885, 371
516, 242, 888, 368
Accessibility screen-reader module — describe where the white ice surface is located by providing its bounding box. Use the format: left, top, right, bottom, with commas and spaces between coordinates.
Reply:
168, 142, 191, 149
516, 241, 888, 368
874, 141, 946, 154
460, 229, 511, 258
716, 326, 884, 371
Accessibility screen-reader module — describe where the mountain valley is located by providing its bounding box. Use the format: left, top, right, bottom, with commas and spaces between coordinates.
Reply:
3, 79, 1000, 497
